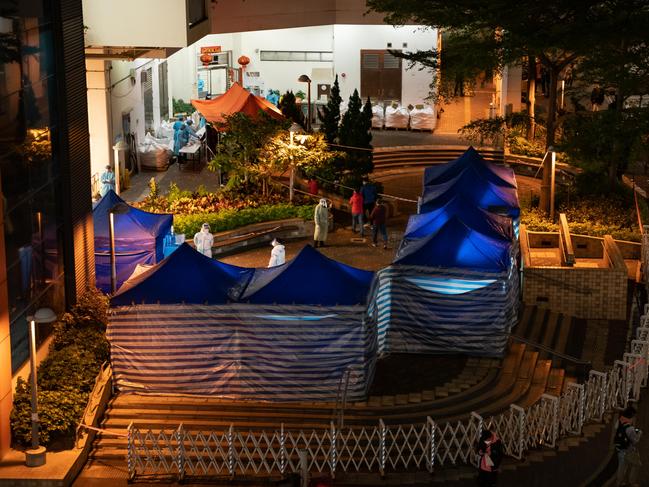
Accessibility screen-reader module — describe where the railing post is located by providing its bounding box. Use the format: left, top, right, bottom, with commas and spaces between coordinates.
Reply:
510, 405, 526, 460
280, 423, 286, 475
127, 422, 135, 483
228, 424, 235, 478
426, 417, 435, 473
330, 421, 337, 477
379, 419, 386, 477
176, 423, 185, 482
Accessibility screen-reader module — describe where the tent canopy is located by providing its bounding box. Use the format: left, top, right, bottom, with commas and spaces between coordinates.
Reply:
191, 83, 285, 126
236, 245, 374, 305
423, 146, 517, 188
93, 191, 173, 293
405, 196, 513, 241
395, 217, 512, 272
420, 170, 520, 217
93, 190, 173, 247
111, 243, 253, 305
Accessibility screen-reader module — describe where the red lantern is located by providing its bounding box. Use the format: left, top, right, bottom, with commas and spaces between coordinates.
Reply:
200, 53, 212, 66
237, 55, 250, 67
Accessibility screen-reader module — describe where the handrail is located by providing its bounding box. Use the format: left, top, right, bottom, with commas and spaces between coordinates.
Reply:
558, 213, 575, 266
333, 367, 352, 431
75, 361, 112, 448
509, 334, 592, 369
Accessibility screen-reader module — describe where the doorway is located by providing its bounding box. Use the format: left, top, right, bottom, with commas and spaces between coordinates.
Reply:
360, 50, 402, 103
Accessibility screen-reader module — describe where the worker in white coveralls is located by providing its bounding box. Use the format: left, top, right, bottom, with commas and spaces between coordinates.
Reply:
193, 222, 214, 258
267, 238, 286, 267
314, 198, 329, 248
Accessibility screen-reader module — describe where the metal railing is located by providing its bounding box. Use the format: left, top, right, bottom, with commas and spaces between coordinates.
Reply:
127, 315, 649, 481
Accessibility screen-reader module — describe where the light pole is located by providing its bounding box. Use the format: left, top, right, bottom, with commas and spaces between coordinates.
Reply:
109, 202, 131, 294
25, 307, 57, 467
112, 140, 128, 195
288, 123, 301, 202
298, 74, 311, 132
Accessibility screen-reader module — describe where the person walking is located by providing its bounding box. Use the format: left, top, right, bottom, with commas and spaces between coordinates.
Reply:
349, 189, 364, 237
476, 429, 503, 487
193, 222, 214, 258
313, 198, 329, 248
99, 165, 116, 197
268, 238, 286, 267
615, 405, 642, 487
369, 198, 388, 249
360, 179, 377, 221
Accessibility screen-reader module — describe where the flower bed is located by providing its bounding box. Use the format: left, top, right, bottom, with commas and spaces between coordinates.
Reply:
521, 196, 642, 242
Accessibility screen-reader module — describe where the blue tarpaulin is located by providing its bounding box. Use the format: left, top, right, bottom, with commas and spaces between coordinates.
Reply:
404, 196, 513, 241
235, 245, 374, 305
395, 217, 513, 272
93, 190, 173, 293
420, 172, 520, 217
111, 243, 253, 306
423, 146, 517, 188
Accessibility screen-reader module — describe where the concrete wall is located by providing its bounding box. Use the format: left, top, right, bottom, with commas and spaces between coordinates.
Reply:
83, 0, 187, 47
333, 24, 436, 106
523, 266, 627, 320
210, 0, 386, 33
168, 24, 436, 109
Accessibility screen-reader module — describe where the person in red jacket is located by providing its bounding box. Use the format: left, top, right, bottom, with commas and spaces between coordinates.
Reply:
369, 198, 388, 249
349, 189, 364, 237
308, 178, 319, 195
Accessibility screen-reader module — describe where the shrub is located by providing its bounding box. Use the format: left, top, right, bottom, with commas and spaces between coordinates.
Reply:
11, 378, 87, 448
10, 289, 110, 449
173, 204, 314, 237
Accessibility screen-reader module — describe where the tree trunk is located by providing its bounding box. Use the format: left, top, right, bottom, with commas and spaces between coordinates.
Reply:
526, 55, 536, 140
545, 66, 560, 149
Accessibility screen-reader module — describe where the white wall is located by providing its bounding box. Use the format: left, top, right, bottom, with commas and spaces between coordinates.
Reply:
333, 24, 436, 107
86, 59, 113, 178
83, 0, 187, 48
166, 24, 436, 113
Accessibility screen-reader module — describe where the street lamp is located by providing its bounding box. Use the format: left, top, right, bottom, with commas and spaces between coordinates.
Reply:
109, 202, 130, 294
298, 74, 312, 132
288, 123, 302, 202
25, 307, 57, 467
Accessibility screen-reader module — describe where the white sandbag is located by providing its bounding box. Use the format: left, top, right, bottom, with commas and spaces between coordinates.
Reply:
138, 133, 172, 170
371, 104, 385, 129
409, 104, 436, 131
157, 120, 175, 140
385, 104, 410, 129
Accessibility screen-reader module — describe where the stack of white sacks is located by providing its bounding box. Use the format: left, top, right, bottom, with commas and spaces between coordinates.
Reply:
409, 104, 436, 131
384, 103, 410, 129
371, 104, 385, 129
138, 133, 172, 171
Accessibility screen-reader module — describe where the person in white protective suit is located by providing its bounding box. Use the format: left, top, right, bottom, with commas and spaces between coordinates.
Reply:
267, 237, 286, 267
193, 222, 214, 258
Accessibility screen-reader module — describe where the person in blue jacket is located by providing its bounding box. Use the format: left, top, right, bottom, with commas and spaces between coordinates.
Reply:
99, 165, 115, 197
173, 116, 186, 156
360, 179, 378, 219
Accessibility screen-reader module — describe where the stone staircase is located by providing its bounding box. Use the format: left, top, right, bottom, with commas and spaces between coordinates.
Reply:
372, 146, 504, 171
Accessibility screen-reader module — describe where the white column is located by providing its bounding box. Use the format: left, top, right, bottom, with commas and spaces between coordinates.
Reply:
86, 59, 114, 184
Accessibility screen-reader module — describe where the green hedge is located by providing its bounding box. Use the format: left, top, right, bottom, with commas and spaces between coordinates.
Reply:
10, 289, 109, 449
173, 204, 314, 237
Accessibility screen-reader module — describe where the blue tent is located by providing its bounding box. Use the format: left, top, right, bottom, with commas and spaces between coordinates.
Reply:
111, 243, 253, 305
423, 146, 517, 188
93, 190, 173, 293
236, 245, 374, 305
419, 170, 520, 217
404, 196, 513, 241
395, 217, 513, 272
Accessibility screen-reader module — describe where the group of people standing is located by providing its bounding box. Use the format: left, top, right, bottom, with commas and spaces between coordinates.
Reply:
349, 180, 389, 249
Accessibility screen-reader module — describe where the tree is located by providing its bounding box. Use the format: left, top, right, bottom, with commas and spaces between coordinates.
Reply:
338, 90, 374, 188
278, 91, 306, 128
318, 74, 342, 143
257, 132, 342, 200
207, 112, 288, 193
366, 0, 647, 150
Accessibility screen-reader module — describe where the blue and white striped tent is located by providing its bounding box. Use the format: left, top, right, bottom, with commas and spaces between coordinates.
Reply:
108, 303, 376, 401
367, 264, 518, 356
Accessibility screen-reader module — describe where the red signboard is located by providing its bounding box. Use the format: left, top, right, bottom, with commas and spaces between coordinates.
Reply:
200, 46, 222, 54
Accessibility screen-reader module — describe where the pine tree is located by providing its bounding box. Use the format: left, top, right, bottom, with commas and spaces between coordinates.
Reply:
338, 89, 373, 187
318, 74, 342, 143
278, 91, 306, 128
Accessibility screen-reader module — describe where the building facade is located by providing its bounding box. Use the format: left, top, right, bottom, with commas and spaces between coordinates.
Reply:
0, 0, 94, 458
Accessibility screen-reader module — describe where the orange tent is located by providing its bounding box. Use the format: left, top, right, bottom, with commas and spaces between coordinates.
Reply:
191, 83, 285, 126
